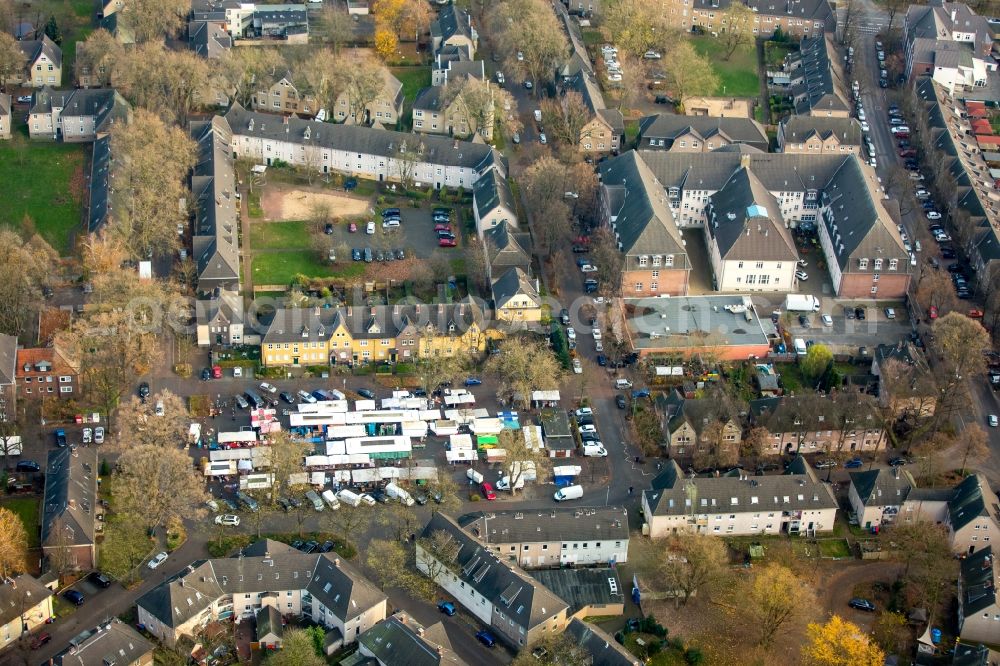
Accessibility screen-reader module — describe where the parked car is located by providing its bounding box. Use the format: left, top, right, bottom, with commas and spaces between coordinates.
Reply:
82, 428, 93, 444
259, 382, 277, 394
849, 598, 876, 612
844, 458, 864, 469
884, 308, 896, 319
439, 238, 457, 247
616, 394, 627, 409
357, 388, 376, 399
481, 482, 497, 500
94, 427, 105, 444
63, 590, 84, 606
475, 631, 497, 647
16, 460, 40, 472
795, 270, 808, 281
29, 632, 52, 650
437, 601, 456, 616
464, 378, 482, 386
215, 514, 240, 526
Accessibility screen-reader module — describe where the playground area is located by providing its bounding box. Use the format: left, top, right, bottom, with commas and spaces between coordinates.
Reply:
260, 184, 371, 221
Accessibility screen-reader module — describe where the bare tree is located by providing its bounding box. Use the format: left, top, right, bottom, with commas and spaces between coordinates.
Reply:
74, 29, 123, 87
115, 445, 208, 532
119, 0, 191, 43
720, 4, 755, 60
540, 92, 591, 148
0, 507, 27, 579
484, 337, 563, 409
217, 48, 286, 108
317, 4, 355, 52
0, 32, 25, 84
0, 228, 58, 338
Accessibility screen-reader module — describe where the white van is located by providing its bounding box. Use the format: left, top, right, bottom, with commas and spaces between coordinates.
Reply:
582, 443, 608, 457
793, 338, 807, 356
336, 489, 363, 507
554, 484, 584, 501
614, 378, 632, 390
466, 468, 484, 484
385, 482, 415, 506
321, 489, 341, 510
496, 475, 524, 491
534, 109, 542, 123
305, 489, 325, 511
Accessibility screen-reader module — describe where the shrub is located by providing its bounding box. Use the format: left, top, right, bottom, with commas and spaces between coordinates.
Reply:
685, 647, 704, 665
469, 493, 481, 502
100, 459, 111, 476
173, 363, 192, 378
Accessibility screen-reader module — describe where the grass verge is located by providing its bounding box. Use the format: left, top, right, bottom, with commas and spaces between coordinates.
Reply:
249, 220, 314, 250
252, 252, 365, 285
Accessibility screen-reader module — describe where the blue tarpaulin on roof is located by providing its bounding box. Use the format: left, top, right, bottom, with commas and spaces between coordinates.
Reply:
498, 411, 519, 429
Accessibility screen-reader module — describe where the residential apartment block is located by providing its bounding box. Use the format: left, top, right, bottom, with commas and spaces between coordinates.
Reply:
958, 547, 1000, 645
416, 513, 569, 650
637, 114, 768, 153
191, 0, 308, 42
771, 35, 849, 117
136, 540, 387, 647
609, 149, 910, 298
224, 104, 504, 191
597, 152, 692, 297
15, 346, 79, 399
457, 506, 630, 568
252, 71, 403, 126
905, 2, 995, 84
358, 612, 466, 665
749, 394, 888, 455
27, 87, 130, 142
656, 390, 742, 458
563, 69, 623, 154
42, 447, 99, 572
412, 78, 494, 141
653, 0, 833, 37
6, 36, 62, 87
0, 575, 53, 651
261, 302, 491, 367
642, 456, 838, 538
49, 620, 154, 665
777, 116, 863, 155
430, 5, 477, 57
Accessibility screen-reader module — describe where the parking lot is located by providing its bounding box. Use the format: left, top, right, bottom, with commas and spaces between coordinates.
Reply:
330, 207, 461, 264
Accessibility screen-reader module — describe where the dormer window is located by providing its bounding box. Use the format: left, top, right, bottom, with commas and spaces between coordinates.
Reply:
889, 258, 898, 271
652, 256, 661, 267
874, 258, 883, 270
859, 258, 869, 270
638, 256, 648, 267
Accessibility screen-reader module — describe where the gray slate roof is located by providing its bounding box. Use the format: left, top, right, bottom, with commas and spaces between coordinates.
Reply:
255, 605, 283, 642
0, 334, 17, 386
529, 568, 624, 616
18, 35, 61, 69
53, 619, 153, 666
905, 2, 992, 56
950, 474, 996, 532
473, 168, 515, 219
484, 222, 531, 273
638, 114, 767, 151
413, 86, 445, 113
188, 20, 233, 58
191, 117, 240, 292
136, 545, 385, 630
458, 506, 628, 545
29, 87, 130, 133
565, 617, 641, 666
88, 136, 111, 233
42, 447, 98, 549
780, 116, 863, 147
849, 468, 915, 506
598, 151, 687, 262
645, 457, 837, 516
431, 5, 474, 45
224, 103, 502, 174
960, 546, 997, 616
359, 612, 466, 666
694, 0, 833, 26
632, 150, 905, 271
706, 167, 797, 261
785, 36, 848, 116
0, 575, 52, 628
419, 513, 568, 633
491, 267, 540, 310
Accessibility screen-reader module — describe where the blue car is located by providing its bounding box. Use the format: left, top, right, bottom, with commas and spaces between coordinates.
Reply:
352, 248, 362, 261
63, 590, 84, 606
596, 355, 607, 366
464, 378, 482, 386
632, 388, 651, 399
437, 601, 456, 616
475, 630, 496, 647
844, 457, 863, 469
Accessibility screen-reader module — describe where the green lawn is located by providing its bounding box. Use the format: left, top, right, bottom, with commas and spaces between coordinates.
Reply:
391, 66, 432, 104
691, 36, 761, 98
764, 41, 798, 69
0, 135, 85, 253
1, 497, 41, 549
249, 221, 314, 250
251, 252, 365, 285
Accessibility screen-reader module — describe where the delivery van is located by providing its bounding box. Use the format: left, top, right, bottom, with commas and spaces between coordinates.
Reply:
305, 489, 325, 511
385, 482, 415, 506
321, 489, 341, 510
793, 338, 807, 356
336, 489, 363, 507
466, 468, 484, 484
582, 443, 608, 457
554, 484, 583, 501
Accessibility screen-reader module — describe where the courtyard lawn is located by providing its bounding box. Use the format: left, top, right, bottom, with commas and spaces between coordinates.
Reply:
691, 36, 760, 98
391, 66, 432, 104
0, 136, 85, 253
251, 252, 365, 285
1, 497, 41, 549
249, 220, 314, 250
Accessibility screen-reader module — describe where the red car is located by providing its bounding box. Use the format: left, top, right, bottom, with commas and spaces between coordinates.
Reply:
481, 482, 496, 500
211, 365, 222, 379
439, 238, 457, 247
348, 222, 357, 233
928, 305, 938, 320
29, 632, 51, 650
969, 308, 985, 319
434, 222, 452, 231
899, 149, 917, 157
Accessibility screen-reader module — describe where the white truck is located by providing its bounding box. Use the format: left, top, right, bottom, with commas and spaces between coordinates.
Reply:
554, 484, 584, 501
784, 294, 821, 312
466, 468, 485, 484
385, 482, 415, 506
305, 489, 325, 511
320, 489, 341, 510
336, 489, 363, 507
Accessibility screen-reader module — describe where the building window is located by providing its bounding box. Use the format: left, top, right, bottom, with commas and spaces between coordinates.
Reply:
859, 258, 869, 270
635, 283, 643, 291
638, 256, 648, 267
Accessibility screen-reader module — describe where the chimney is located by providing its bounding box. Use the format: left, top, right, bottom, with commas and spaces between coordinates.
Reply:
333, 558, 340, 567
69, 499, 76, 509
417, 627, 425, 636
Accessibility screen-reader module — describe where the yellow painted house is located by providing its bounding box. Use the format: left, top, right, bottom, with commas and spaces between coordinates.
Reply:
261, 301, 495, 367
